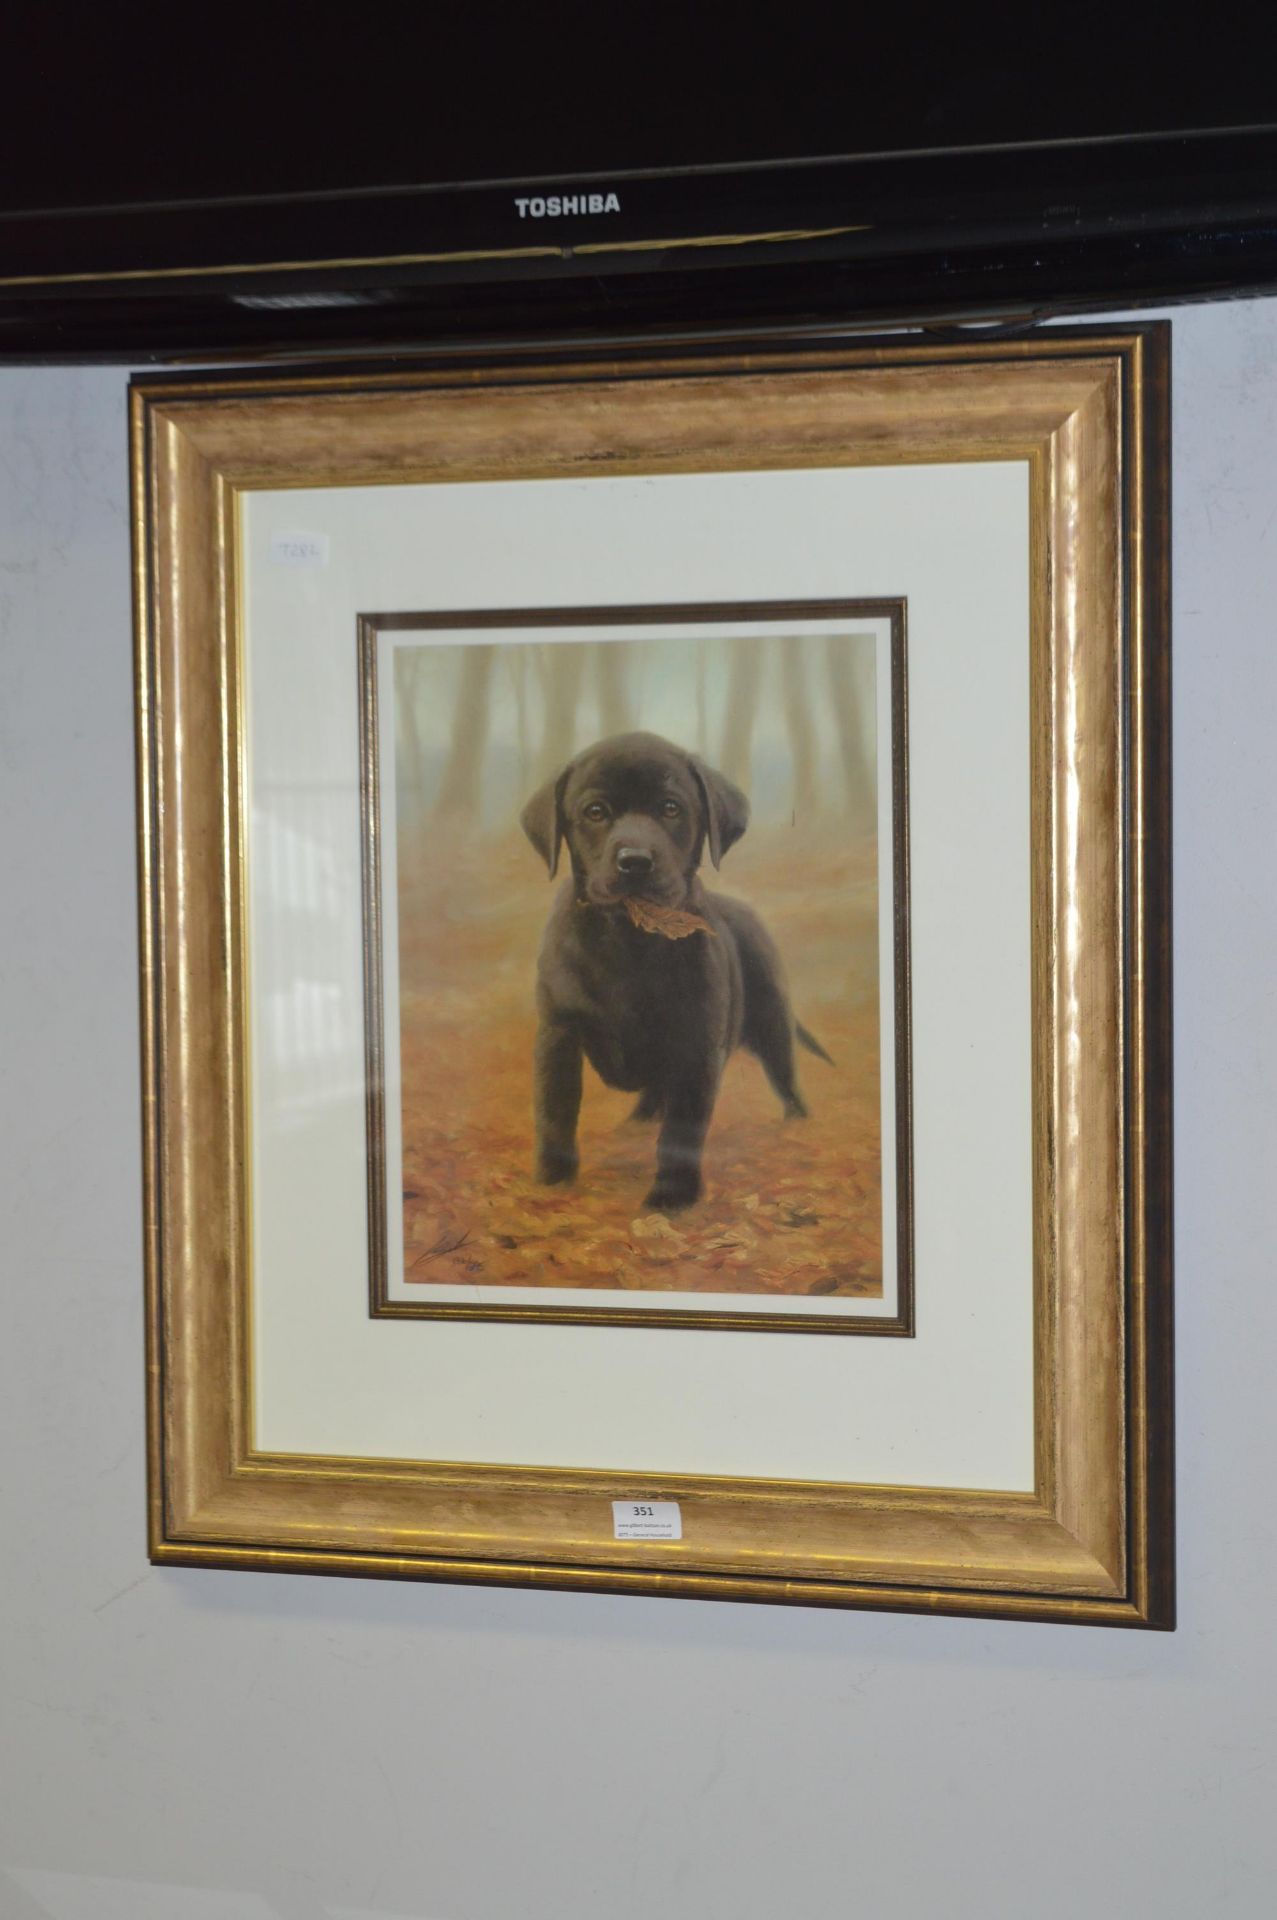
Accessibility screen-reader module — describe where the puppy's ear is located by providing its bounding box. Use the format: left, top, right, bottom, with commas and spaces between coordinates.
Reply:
690, 757, 750, 869
521, 766, 572, 877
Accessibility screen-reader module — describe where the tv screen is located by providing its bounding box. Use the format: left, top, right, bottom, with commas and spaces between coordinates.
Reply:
3, 14, 1277, 355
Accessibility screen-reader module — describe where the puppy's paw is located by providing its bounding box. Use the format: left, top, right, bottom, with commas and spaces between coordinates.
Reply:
535, 1148, 579, 1186
643, 1173, 702, 1213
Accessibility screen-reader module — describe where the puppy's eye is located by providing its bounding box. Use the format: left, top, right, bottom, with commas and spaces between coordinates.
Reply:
660, 799, 681, 817
582, 802, 609, 823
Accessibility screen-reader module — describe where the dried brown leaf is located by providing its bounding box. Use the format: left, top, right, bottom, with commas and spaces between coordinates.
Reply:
623, 897, 716, 940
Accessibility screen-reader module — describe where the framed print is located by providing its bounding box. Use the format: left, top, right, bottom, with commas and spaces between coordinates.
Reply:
133, 324, 1173, 1626
360, 598, 911, 1333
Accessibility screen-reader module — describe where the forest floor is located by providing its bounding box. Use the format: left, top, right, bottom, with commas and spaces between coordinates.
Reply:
396, 827, 884, 1299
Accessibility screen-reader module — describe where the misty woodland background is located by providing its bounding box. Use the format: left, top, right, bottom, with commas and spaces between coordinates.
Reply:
392, 628, 888, 1300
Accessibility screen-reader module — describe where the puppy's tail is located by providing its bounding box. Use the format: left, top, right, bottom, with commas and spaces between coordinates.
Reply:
796, 1021, 835, 1068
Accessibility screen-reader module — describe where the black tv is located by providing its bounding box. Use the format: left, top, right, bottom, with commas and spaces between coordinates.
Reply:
4, 15, 1277, 359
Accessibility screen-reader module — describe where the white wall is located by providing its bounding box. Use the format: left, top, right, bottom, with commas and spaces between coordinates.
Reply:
1, 299, 1274, 1920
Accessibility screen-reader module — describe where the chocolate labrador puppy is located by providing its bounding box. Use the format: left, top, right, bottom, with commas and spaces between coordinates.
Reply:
521, 731, 831, 1211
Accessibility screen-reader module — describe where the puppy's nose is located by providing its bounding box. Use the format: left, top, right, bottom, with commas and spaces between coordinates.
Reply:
616, 845, 654, 875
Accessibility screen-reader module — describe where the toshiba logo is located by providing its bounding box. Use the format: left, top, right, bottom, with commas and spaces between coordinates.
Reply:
514, 192, 621, 218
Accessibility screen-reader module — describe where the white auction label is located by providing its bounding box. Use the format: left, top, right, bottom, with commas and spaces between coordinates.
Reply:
612, 1500, 682, 1541
269, 530, 330, 568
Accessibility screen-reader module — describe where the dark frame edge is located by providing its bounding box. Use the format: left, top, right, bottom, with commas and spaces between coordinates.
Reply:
358, 598, 913, 1336
1129, 319, 1176, 1631
130, 381, 171, 1566
147, 1534, 1164, 1630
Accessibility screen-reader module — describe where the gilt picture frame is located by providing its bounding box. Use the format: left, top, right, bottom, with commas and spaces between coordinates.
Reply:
133, 324, 1173, 1625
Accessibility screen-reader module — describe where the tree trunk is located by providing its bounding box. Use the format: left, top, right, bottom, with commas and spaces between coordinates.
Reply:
538, 644, 586, 776
509, 646, 531, 790
720, 644, 763, 788
827, 635, 877, 835
394, 651, 429, 810
780, 640, 818, 824
595, 643, 628, 737
433, 644, 495, 820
